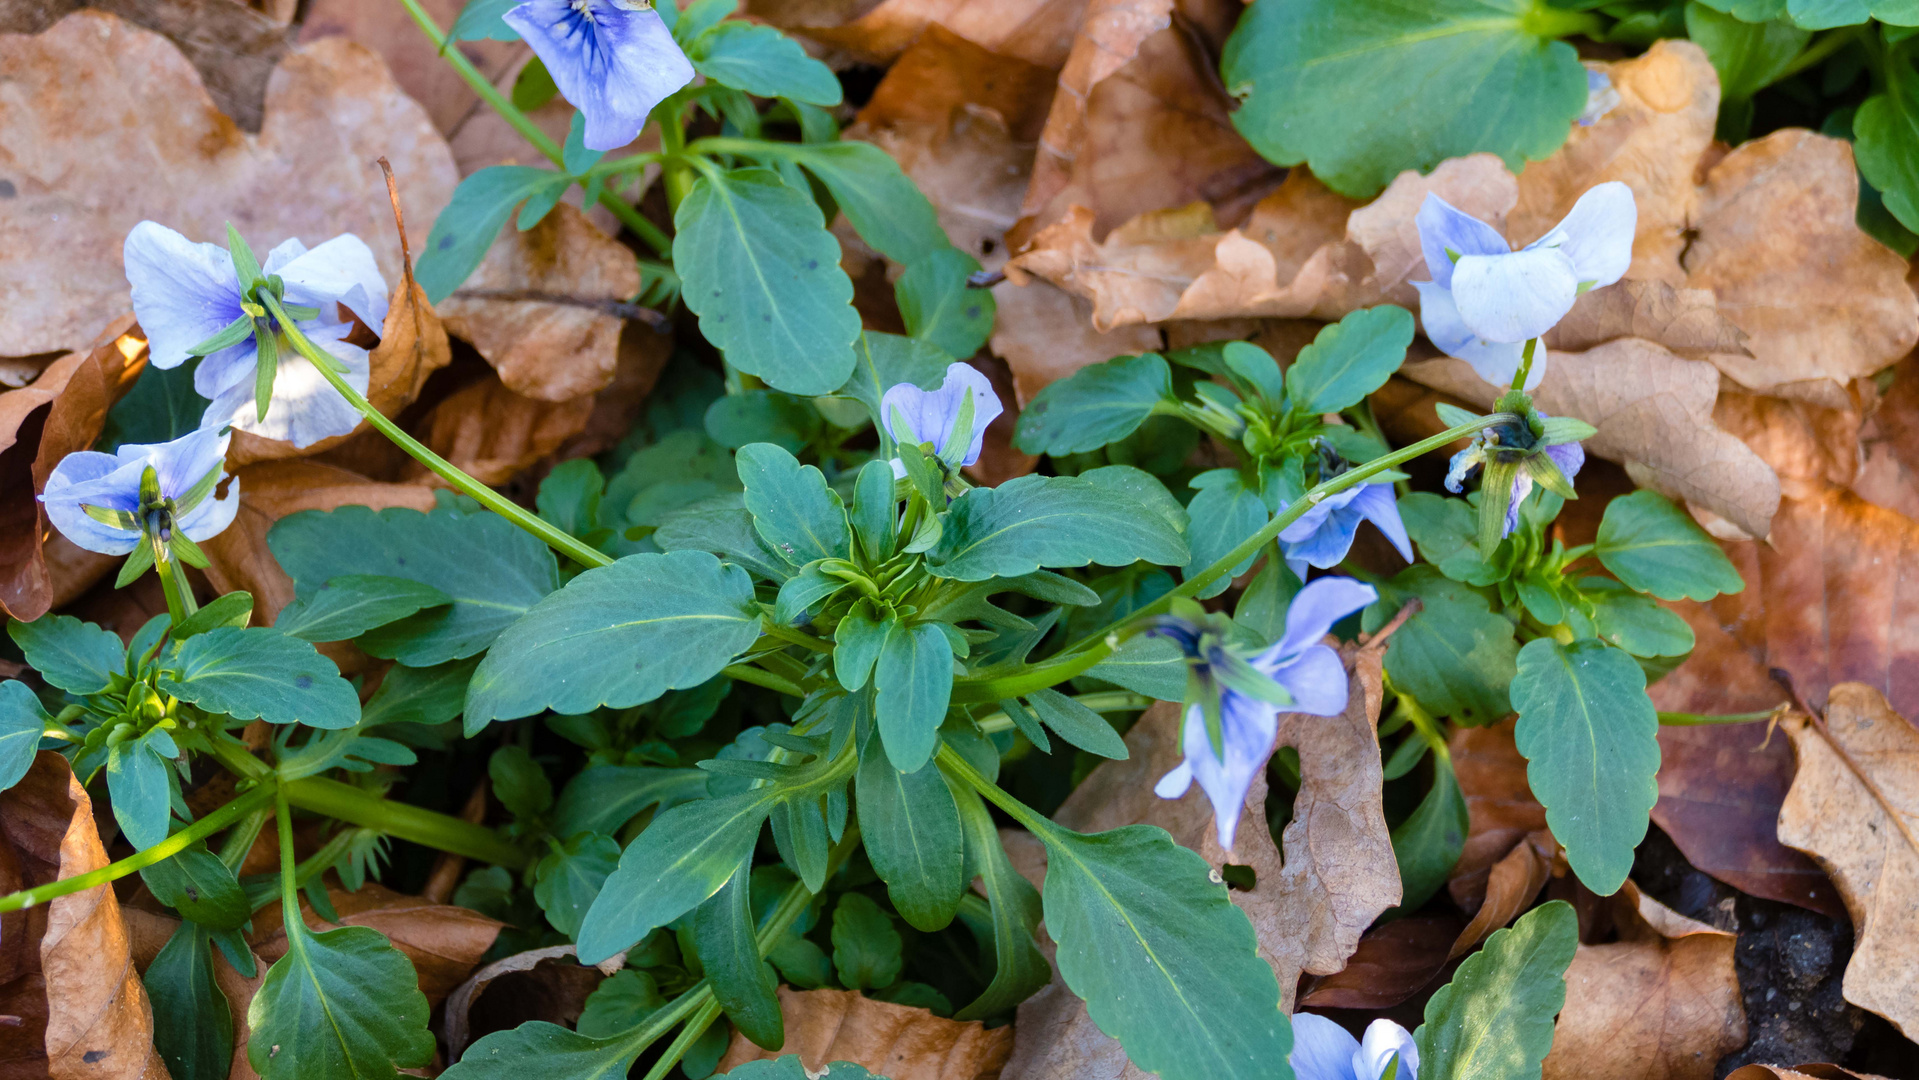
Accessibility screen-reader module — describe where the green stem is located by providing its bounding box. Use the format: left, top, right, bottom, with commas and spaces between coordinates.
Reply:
935, 744, 1054, 837
722, 663, 806, 698
975, 692, 1151, 734
396, 0, 672, 257
950, 414, 1512, 703
260, 292, 613, 571
0, 781, 276, 914
276, 785, 304, 936
1657, 709, 1781, 726
640, 1000, 724, 1080
151, 531, 197, 624
217, 805, 271, 872
658, 98, 697, 216
285, 775, 528, 869
758, 617, 833, 653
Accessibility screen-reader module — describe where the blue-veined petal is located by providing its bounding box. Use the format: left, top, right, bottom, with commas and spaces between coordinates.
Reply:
1165, 691, 1279, 849
124, 221, 246, 369
506, 0, 694, 152
881, 361, 1002, 466
1348, 483, 1413, 564
1264, 644, 1348, 717
1451, 247, 1578, 344
1414, 193, 1511, 290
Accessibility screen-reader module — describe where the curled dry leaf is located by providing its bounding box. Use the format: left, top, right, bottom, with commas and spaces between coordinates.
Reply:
0, 317, 145, 622
1540, 882, 1746, 1080
443, 944, 604, 1059
1726, 1065, 1896, 1079
437, 203, 642, 403
1295, 912, 1465, 1010
1447, 720, 1559, 959
1400, 338, 1781, 541
770, 0, 1090, 68
1004, 646, 1397, 1079
1777, 686, 1919, 1040
0, 10, 458, 358
0, 752, 166, 1079
247, 879, 502, 1008
715, 987, 1015, 1080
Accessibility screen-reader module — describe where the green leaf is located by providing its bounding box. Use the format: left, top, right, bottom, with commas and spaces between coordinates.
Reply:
1511, 639, 1659, 895
535, 832, 621, 940
1222, 0, 1587, 198
694, 862, 783, 1049
897, 248, 995, 360
1397, 494, 1502, 586
1387, 752, 1467, 916
775, 563, 847, 625
949, 789, 1049, 1020
576, 969, 666, 1038
1015, 353, 1175, 456
538, 458, 606, 537
1578, 577, 1695, 658
857, 731, 965, 931
274, 575, 451, 644
688, 21, 842, 104
1182, 470, 1269, 601
1284, 305, 1414, 414
1085, 635, 1188, 702
575, 790, 774, 964
97, 355, 206, 451
737, 443, 852, 566
834, 331, 952, 439
850, 459, 897, 563
248, 922, 435, 1080
1035, 824, 1292, 1080
551, 766, 710, 839
1414, 901, 1577, 1080
0, 681, 49, 793
146, 923, 234, 1080
170, 592, 254, 641
704, 390, 821, 453
142, 843, 249, 929
873, 620, 954, 772
830, 892, 903, 990
1363, 567, 1516, 726
159, 627, 360, 729
928, 474, 1188, 582
417, 166, 570, 303
777, 142, 949, 264
1856, 57, 1919, 235
654, 497, 794, 583
1593, 490, 1744, 601
108, 730, 176, 850
270, 505, 560, 666
360, 657, 480, 729
443, 1023, 640, 1079
9, 614, 123, 695
1684, 3, 1811, 103
447, 0, 522, 42
674, 168, 861, 395
490, 744, 554, 819
1024, 689, 1128, 759
1785, 0, 1919, 28
717, 1057, 880, 1079
833, 609, 889, 692
466, 551, 761, 728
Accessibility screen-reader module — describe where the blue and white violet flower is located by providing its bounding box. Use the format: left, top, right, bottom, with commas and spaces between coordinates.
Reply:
1150, 577, 1377, 849
504, 0, 696, 152
1291, 1014, 1418, 1080
41, 426, 237, 557
124, 221, 389, 448
1411, 182, 1636, 391
882, 361, 1004, 480
1279, 482, 1413, 583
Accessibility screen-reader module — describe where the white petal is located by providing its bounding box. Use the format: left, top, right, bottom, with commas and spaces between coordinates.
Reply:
204, 326, 368, 448
1153, 760, 1194, 799
1414, 194, 1511, 291
178, 481, 240, 543
1528, 181, 1636, 289
1451, 248, 1578, 344
1289, 1013, 1361, 1080
1354, 1019, 1419, 1080
1413, 281, 1535, 390
278, 234, 389, 332
123, 221, 245, 369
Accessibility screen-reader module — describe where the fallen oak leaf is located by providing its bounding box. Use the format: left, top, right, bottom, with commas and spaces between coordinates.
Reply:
1777, 685, 1919, 1040
1540, 882, 1747, 1080
0, 751, 167, 1079
714, 987, 1014, 1080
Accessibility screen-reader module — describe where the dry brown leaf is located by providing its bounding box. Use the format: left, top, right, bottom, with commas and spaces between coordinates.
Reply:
1777, 686, 1919, 1039
1852, 355, 1919, 522
0, 752, 167, 1079
1686, 130, 1919, 402
1004, 156, 1513, 334
437, 203, 641, 402
990, 274, 1165, 403
200, 460, 437, 627
122, 906, 267, 1080
1399, 338, 1781, 540
0, 10, 459, 358
715, 987, 1014, 1080
1713, 386, 1867, 499
248, 880, 501, 1009
1295, 912, 1465, 1010
1727, 1066, 1895, 1080
299, 0, 523, 136
443, 944, 604, 1059
1451, 831, 1556, 960
1545, 279, 1750, 361
1541, 882, 1746, 1080
1449, 720, 1550, 910
778, 0, 1091, 68
556, 320, 676, 460
0, 317, 145, 622
405, 372, 594, 486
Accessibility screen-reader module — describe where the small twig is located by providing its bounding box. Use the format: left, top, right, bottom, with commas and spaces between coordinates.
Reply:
1359, 598, 1421, 648
448, 288, 671, 330
376, 157, 429, 370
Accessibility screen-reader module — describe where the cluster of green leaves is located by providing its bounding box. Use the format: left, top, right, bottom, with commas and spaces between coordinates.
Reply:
1223, 0, 1919, 253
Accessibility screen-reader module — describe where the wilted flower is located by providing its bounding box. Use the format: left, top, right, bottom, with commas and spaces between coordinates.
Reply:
1150, 577, 1377, 849
1290, 1014, 1419, 1080
881, 362, 1003, 479
41, 427, 237, 557
1411, 182, 1635, 389
124, 222, 388, 448
1279, 482, 1413, 582
1447, 414, 1587, 538
504, 0, 696, 152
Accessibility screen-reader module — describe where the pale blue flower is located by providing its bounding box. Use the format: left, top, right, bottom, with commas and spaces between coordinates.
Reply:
1412, 182, 1635, 389
1151, 577, 1376, 849
124, 222, 387, 448
1579, 68, 1621, 126
504, 0, 696, 152
41, 427, 237, 556
882, 362, 1003, 478
1291, 1014, 1419, 1080
1278, 482, 1413, 582
1447, 433, 1586, 537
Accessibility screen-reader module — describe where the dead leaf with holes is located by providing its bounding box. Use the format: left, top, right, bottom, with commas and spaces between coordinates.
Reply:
1777, 686, 1919, 1039
715, 987, 1014, 1080
1400, 338, 1780, 540
1540, 882, 1746, 1080
0, 752, 167, 1079
1003, 645, 1397, 1079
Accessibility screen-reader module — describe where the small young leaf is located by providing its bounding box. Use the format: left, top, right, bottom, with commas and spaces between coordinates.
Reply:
1397, 493, 1502, 587
833, 609, 890, 692
1415, 900, 1577, 1080
1283, 305, 1414, 414
158, 627, 361, 729
849, 459, 897, 563
1362, 567, 1515, 726
537, 458, 606, 538
1182, 470, 1270, 601
873, 620, 954, 773
146, 923, 235, 1080
1015, 353, 1175, 456
1578, 577, 1695, 658
141, 842, 249, 929
896, 248, 995, 360
535, 832, 622, 939
274, 576, 451, 644
1593, 490, 1745, 601
857, 730, 965, 931
1024, 689, 1128, 759
1386, 751, 1467, 916
576, 969, 667, 1038
737, 443, 851, 566
830, 892, 903, 990
107, 730, 176, 850
1851, 57, 1919, 235
248, 923, 436, 1080
9, 614, 123, 695
490, 744, 554, 820
360, 657, 480, 729
693, 862, 784, 1049
687, 21, 842, 105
